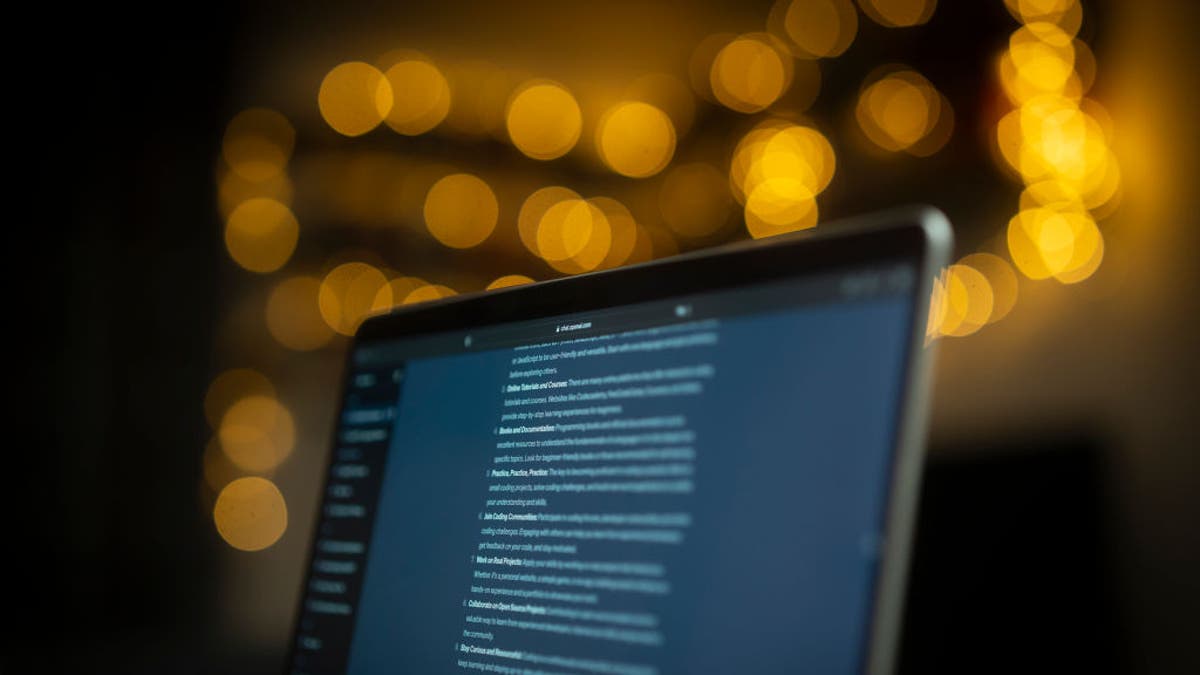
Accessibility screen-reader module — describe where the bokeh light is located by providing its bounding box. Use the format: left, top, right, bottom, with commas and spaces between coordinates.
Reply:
591, 197, 639, 270
999, 22, 1081, 104
987, 0, 1115, 296
319, 262, 391, 335
536, 198, 612, 274
266, 276, 336, 351
1019, 178, 1081, 211
518, 186, 581, 257
856, 0, 937, 28
505, 81, 582, 160
560, 198, 616, 273
1022, 100, 1113, 196
221, 108, 294, 182
213, 476, 288, 552
487, 274, 535, 290
729, 120, 836, 239
753, 123, 835, 196
1007, 205, 1103, 283
769, 0, 858, 59
909, 91, 954, 157
958, 253, 1019, 323
710, 34, 793, 113
318, 61, 393, 137
992, 0, 1118, 296
856, 68, 953, 155
858, 70, 932, 150
218, 395, 295, 473
938, 263, 995, 337
423, 173, 498, 248
744, 179, 819, 239
731, 121, 836, 231
730, 123, 787, 201
381, 54, 451, 136
1071, 39, 1097, 96
224, 198, 299, 273
204, 368, 275, 429
1053, 227, 1104, 284
659, 162, 733, 239
1007, 207, 1074, 279
596, 102, 676, 178
995, 96, 1120, 216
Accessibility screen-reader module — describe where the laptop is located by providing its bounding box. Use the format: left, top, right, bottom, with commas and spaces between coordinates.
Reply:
284, 207, 952, 675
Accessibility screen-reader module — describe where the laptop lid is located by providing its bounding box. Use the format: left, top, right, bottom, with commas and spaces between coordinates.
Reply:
285, 207, 951, 675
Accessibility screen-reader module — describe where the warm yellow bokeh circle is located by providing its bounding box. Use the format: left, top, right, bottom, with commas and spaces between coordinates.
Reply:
506, 82, 582, 160
423, 173, 499, 248
383, 58, 451, 135
318, 61, 393, 137
213, 476, 288, 552
319, 263, 391, 336
596, 102, 676, 178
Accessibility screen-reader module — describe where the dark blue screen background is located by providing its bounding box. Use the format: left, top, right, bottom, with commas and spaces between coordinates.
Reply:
347, 298, 910, 674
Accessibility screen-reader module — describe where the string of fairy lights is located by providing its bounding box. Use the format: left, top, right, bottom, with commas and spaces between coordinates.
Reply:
203, 0, 1119, 552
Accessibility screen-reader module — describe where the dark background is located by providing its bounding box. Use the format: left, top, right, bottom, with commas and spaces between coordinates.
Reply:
13, 2, 1199, 673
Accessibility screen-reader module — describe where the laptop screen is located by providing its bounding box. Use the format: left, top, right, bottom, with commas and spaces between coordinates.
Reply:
288, 254, 923, 675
